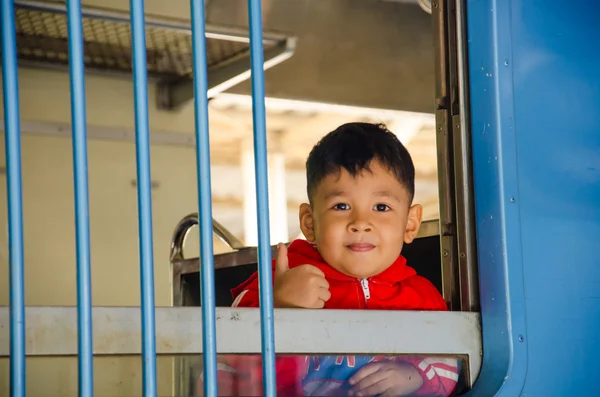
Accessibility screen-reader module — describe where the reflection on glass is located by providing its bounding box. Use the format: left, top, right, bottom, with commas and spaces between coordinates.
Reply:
192, 354, 466, 397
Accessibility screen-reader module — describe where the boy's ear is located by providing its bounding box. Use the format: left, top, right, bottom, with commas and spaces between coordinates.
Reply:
404, 204, 423, 244
299, 203, 316, 242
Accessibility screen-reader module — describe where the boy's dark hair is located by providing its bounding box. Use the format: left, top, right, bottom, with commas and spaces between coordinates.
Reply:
306, 122, 415, 204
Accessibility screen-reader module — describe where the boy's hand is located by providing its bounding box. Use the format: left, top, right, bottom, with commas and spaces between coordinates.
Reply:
348, 361, 424, 397
273, 243, 331, 308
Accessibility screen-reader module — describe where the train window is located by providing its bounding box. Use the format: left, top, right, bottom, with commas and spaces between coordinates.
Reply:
0, 0, 484, 396
167, 0, 481, 395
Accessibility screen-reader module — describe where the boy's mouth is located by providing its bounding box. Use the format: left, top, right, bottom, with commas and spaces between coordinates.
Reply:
347, 243, 375, 252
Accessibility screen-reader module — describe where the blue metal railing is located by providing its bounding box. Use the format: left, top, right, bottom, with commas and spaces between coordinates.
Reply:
129, 0, 158, 395
189, 0, 218, 395
247, 0, 278, 394
66, 0, 95, 395
1, 0, 26, 396
1, 0, 277, 395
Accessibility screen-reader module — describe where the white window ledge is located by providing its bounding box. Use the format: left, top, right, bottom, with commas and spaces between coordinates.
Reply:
0, 306, 481, 385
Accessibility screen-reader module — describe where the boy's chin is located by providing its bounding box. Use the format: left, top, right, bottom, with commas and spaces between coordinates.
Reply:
334, 263, 386, 279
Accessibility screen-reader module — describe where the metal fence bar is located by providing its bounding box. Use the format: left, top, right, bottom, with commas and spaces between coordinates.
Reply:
66, 0, 94, 395
129, 0, 157, 395
246, 0, 277, 395
1, 0, 26, 396
189, 0, 218, 395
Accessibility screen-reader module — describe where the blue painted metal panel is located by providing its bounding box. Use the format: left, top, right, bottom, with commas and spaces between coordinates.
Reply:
464, 0, 528, 395
1, 1, 26, 396
510, 1, 600, 395
66, 0, 95, 395
129, 0, 158, 395
247, 0, 277, 395
189, 0, 218, 395
467, 0, 600, 395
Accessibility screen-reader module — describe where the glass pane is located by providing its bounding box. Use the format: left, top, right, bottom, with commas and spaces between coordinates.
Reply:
189, 353, 468, 397
0, 354, 467, 396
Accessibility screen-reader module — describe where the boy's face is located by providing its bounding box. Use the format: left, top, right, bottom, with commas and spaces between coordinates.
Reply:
299, 160, 423, 279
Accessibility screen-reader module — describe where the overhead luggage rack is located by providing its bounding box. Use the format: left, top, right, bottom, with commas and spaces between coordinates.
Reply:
13, 0, 296, 110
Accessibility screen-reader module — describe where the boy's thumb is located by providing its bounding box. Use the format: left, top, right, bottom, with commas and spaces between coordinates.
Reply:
275, 243, 289, 276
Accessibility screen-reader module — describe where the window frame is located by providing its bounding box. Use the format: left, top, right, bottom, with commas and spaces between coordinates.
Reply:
433, 0, 479, 313
0, 1, 529, 396
164, 1, 489, 396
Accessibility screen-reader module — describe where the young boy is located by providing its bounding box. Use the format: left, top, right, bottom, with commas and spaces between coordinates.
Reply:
205, 122, 459, 396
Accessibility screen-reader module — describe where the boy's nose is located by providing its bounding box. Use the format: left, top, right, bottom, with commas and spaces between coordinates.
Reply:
349, 218, 372, 233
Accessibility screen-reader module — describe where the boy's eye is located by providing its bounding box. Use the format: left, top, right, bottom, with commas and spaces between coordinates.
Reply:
374, 203, 390, 212
333, 203, 350, 211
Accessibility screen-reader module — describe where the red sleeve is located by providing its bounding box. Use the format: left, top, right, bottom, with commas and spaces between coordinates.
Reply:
196, 354, 307, 397
395, 356, 460, 396
393, 277, 458, 396
205, 260, 305, 396
230, 259, 277, 308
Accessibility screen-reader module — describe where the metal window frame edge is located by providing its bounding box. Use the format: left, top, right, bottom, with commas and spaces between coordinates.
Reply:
0, 305, 482, 386
460, 0, 529, 395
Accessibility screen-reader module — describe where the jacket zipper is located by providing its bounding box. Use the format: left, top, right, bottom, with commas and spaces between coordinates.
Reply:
359, 278, 370, 306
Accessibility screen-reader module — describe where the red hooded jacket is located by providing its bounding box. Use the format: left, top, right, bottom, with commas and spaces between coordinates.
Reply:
203, 239, 459, 396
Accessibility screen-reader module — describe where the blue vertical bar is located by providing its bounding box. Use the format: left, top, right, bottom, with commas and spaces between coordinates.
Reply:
129, 0, 157, 395
66, 1, 94, 395
246, 0, 277, 395
189, 1, 218, 396
1, 1, 26, 396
